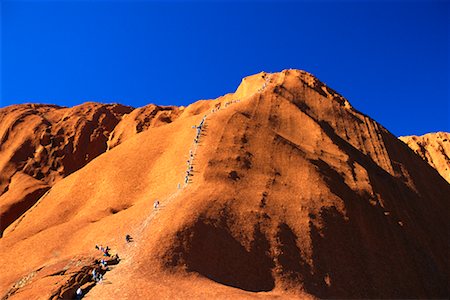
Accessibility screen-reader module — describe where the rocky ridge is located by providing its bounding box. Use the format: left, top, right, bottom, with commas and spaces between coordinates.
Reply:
400, 132, 450, 183
0, 70, 448, 299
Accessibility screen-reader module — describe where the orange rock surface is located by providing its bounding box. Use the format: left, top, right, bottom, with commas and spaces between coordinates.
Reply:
0, 70, 448, 299
400, 132, 450, 183
107, 104, 181, 150
0, 103, 133, 236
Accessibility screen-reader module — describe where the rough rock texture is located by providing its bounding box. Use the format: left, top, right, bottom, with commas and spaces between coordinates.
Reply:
400, 132, 450, 183
0, 103, 133, 236
107, 104, 182, 149
0, 172, 49, 237
0, 70, 448, 299
0, 102, 133, 192
1, 254, 120, 300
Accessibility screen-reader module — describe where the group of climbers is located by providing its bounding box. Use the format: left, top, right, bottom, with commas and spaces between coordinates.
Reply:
223, 99, 240, 108
74, 97, 249, 299
92, 268, 103, 284
193, 115, 206, 144
258, 75, 272, 92
184, 99, 243, 186
211, 102, 221, 113
74, 244, 121, 299
95, 244, 111, 257
185, 115, 207, 184
211, 99, 240, 113
92, 245, 111, 284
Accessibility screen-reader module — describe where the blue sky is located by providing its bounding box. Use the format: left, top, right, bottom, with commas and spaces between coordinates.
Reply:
1, 0, 449, 136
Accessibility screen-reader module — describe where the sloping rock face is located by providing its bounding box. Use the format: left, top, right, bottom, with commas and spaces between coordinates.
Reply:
400, 132, 450, 183
0, 101, 184, 237
107, 104, 181, 149
0, 172, 49, 237
0, 103, 133, 235
0, 70, 448, 299
0, 102, 133, 192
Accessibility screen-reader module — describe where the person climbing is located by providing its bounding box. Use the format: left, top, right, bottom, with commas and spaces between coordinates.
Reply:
76, 287, 83, 299
103, 247, 111, 257
112, 253, 120, 263
153, 200, 160, 209
125, 234, 132, 243
100, 259, 107, 268
92, 269, 97, 281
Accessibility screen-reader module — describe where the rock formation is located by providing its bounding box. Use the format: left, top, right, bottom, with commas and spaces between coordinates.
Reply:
400, 132, 450, 183
0, 100, 206, 238
107, 104, 181, 149
0, 103, 133, 236
0, 70, 448, 299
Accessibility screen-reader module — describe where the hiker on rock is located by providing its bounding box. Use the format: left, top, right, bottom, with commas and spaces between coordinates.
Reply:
76, 287, 82, 299
100, 259, 107, 268
103, 247, 110, 257
125, 234, 132, 243
113, 253, 120, 262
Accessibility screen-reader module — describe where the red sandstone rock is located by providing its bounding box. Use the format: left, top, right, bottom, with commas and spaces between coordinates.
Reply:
400, 132, 450, 183
0, 70, 448, 299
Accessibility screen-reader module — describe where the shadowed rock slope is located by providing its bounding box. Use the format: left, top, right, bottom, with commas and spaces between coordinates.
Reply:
400, 132, 450, 183
0, 70, 448, 299
0, 102, 182, 236
107, 104, 182, 149
0, 103, 132, 236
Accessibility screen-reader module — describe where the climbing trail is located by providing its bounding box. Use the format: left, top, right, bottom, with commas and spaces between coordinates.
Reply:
107, 74, 273, 265
258, 73, 272, 93
84, 74, 273, 297
116, 113, 211, 265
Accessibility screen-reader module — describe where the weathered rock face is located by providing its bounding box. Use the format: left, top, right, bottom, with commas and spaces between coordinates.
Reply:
107, 104, 182, 149
0, 101, 187, 237
400, 132, 450, 183
0, 70, 448, 299
0, 103, 133, 192
0, 172, 49, 237
0, 102, 133, 235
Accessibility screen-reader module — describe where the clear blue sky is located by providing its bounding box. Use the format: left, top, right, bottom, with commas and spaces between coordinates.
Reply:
1, 0, 449, 136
